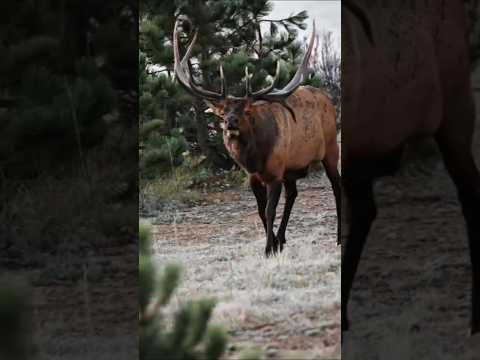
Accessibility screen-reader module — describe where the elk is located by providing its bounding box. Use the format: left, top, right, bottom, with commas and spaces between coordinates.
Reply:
173, 19, 341, 256
342, 0, 480, 335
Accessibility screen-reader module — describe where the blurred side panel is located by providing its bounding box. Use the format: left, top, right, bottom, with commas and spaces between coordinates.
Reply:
342, 1, 480, 358
0, 1, 138, 359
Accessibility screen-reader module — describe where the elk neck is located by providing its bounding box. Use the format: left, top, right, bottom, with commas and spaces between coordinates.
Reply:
224, 107, 279, 175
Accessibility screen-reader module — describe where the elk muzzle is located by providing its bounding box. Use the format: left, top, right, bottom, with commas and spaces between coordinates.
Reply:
224, 115, 240, 137
225, 115, 239, 130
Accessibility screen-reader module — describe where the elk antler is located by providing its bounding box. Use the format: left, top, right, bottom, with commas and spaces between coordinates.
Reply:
173, 18, 226, 100
174, 17, 318, 107
251, 20, 317, 102
241, 21, 316, 121
245, 61, 281, 98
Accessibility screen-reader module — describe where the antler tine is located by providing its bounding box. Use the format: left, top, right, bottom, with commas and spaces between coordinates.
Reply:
219, 64, 227, 97
252, 20, 316, 101
245, 66, 251, 97
173, 18, 225, 100
251, 60, 281, 97
173, 19, 194, 91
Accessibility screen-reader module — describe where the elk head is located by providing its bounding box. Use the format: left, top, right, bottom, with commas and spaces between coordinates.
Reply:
172, 17, 317, 135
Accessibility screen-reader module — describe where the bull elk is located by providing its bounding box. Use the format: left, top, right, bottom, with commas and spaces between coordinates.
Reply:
173, 19, 341, 256
342, 0, 480, 335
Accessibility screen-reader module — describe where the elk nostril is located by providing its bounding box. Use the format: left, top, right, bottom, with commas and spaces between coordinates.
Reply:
226, 121, 238, 130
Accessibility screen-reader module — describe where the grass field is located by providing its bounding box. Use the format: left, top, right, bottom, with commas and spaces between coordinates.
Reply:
147, 171, 341, 359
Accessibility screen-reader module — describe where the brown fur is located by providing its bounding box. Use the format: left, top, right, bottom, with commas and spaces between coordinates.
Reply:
218, 86, 338, 183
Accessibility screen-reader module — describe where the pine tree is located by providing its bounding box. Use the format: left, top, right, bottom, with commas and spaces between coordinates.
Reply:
139, 222, 227, 360
0, 1, 136, 180
0, 0, 138, 259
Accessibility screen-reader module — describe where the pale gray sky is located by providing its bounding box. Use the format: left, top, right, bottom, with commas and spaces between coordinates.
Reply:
268, 0, 341, 53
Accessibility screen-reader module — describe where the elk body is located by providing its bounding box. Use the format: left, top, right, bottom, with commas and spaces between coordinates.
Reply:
342, 0, 480, 335
173, 19, 341, 256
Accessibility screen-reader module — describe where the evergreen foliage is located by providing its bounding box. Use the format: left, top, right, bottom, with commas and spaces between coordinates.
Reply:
0, 1, 137, 179
1, 1, 138, 253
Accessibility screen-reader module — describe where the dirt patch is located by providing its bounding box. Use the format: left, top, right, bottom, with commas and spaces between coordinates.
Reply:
147, 171, 341, 359
4, 245, 139, 360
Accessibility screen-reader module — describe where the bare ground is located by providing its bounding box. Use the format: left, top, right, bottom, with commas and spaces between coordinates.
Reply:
31, 245, 138, 359
148, 171, 341, 359
342, 91, 480, 359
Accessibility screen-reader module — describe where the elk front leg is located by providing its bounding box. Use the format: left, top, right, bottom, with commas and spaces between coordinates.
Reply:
250, 176, 268, 234
276, 180, 298, 252
436, 131, 480, 335
342, 177, 377, 332
265, 181, 282, 257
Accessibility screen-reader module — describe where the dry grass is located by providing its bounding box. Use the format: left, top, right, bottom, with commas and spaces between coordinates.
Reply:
149, 173, 341, 359
141, 172, 202, 206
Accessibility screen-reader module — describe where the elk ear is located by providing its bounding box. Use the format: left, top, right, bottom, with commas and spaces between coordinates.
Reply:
204, 100, 224, 117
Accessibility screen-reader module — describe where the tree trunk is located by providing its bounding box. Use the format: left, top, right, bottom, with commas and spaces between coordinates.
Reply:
193, 99, 233, 170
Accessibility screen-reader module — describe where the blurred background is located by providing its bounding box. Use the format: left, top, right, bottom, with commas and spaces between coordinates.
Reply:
0, 1, 138, 359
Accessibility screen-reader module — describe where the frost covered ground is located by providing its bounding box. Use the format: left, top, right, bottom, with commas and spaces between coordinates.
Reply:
149, 172, 341, 359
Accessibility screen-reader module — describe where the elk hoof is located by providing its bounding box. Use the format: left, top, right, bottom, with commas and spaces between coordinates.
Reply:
265, 243, 279, 257
265, 245, 273, 257
272, 242, 279, 254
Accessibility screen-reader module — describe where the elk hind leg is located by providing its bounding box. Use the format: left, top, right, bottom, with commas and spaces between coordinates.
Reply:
265, 181, 282, 257
276, 179, 298, 252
